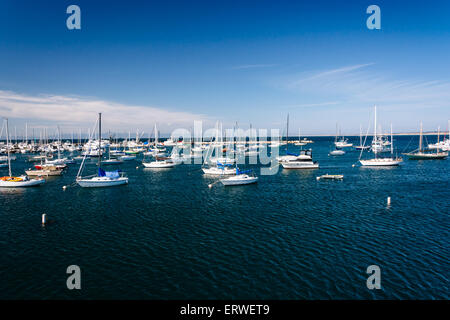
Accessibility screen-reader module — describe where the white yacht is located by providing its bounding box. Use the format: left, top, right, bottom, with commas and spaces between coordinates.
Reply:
280, 149, 319, 169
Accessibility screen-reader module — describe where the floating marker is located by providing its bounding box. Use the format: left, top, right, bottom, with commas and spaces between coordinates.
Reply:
136, 166, 139, 169
42, 213, 47, 225
62, 185, 67, 190
387, 196, 391, 205
208, 184, 212, 188
352, 164, 356, 167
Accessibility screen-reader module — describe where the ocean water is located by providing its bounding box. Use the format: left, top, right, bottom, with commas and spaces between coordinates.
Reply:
0, 136, 448, 299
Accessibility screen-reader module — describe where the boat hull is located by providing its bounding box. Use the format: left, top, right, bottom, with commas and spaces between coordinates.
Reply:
359, 159, 402, 166
77, 177, 128, 187
26, 170, 62, 176
404, 152, 448, 160
142, 162, 175, 168
0, 178, 45, 187
220, 175, 258, 186
202, 167, 236, 175
281, 162, 319, 169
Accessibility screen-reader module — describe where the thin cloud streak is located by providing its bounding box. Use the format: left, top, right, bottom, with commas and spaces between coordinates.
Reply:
287, 63, 450, 110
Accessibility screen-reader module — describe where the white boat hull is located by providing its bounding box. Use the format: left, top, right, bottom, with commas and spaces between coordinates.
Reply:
202, 167, 236, 175
142, 161, 175, 168
0, 177, 45, 187
281, 162, 319, 169
220, 175, 258, 186
77, 176, 128, 187
359, 158, 402, 166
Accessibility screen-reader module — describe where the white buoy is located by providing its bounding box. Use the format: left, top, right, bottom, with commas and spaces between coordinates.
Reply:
42, 214, 47, 225
387, 196, 391, 205
62, 185, 67, 190
136, 166, 139, 169
352, 164, 356, 167
208, 184, 212, 188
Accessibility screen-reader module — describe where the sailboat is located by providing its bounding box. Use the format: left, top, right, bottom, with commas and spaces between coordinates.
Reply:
103, 144, 124, 165
294, 128, 307, 146
329, 123, 345, 155
428, 121, 450, 151
334, 124, 353, 148
0, 118, 46, 187
359, 106, 403, 166
76, 113, 129, 187
403, 123, 448, 160
202, 162, 236, 175
220, 167, 258, 185
355, 124, 370, 150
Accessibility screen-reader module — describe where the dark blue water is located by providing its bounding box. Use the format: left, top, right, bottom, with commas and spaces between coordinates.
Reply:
0, 136, 448, 299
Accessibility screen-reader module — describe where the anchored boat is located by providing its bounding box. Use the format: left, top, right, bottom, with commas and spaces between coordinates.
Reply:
220, 168, 258, 186
0, 118, 45, 188
359, 106, 403, 167
76, 113, 128, 188
403, 123, 448, 160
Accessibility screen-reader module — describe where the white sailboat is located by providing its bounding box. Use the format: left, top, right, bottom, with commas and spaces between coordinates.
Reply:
0, 118, 46, 187
220, 167, 258, 185
355, 124, 370, 150
202, 162, 236, 175
329, 123, 345, 155
359, 107, 403, 166
76, 113, 129, 187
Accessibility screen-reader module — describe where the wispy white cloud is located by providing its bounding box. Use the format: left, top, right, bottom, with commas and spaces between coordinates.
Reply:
0, 90, 211, 131
232, 64, 278, 70
286, 63, 450, 111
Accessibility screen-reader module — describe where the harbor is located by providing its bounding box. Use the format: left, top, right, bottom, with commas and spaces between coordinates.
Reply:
1, 119, 449, 299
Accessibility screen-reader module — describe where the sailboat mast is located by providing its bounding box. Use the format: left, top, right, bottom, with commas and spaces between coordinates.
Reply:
390, 123, 393, 155
286, 113, 289, 153
98, 113, 102, 168
57, 126, 61, 160
419, 122, 423, 152
6, 119, 11, 177
360, 124, 362, 146
374, 106, 377, 157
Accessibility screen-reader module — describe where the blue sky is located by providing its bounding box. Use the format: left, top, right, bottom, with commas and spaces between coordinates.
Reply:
1, 0, 450, 136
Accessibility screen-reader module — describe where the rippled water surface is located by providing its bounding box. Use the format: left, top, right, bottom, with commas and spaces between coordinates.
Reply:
0, 136, 448, 299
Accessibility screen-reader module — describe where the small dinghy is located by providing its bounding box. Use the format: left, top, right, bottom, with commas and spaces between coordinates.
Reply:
316, 174, 344, 181
329, 149, 345, 156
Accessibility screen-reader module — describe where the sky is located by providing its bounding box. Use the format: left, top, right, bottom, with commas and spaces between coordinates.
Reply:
1, 0, 450, 137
